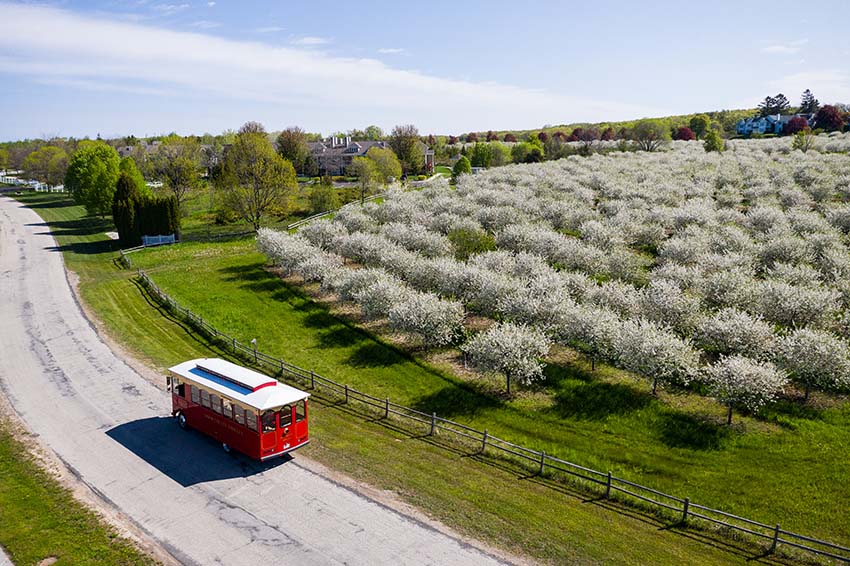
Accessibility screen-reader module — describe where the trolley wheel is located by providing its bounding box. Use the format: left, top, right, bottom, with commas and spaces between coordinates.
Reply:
222, 443, 231, 454
176, 412, 187, 430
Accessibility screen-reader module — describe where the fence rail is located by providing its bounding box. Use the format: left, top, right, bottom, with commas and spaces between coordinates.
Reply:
121, 249, 849, 564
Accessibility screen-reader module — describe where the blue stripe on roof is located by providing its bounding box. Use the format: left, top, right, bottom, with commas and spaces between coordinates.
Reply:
188, 367, 254, 396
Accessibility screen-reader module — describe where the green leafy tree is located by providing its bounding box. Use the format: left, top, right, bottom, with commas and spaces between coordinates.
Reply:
448, 227, 496, 260
119, 157, 152, 199
469, 143, 492, 168
64, 141, 121, 217
489, 142, 511, 167
23, 146, 68, 186
631, 120, 670, 152
216, 126, 297, 230
451, 155, 471, 182
275, 127, 311, 174
703, 130, 725, 152
365, 146, 402, 184
0, 147, 9, 171
689, 115, 711, 139
309, 178, 340, 213
364, 125, 384, 140
388, 124, 425, 175
149, 139, 201, 211
351, 156, 380, 204
791, 129, 815, 153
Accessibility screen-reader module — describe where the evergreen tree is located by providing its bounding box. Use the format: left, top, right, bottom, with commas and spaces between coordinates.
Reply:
758, 93, 790, 117
799, 89, 820, 114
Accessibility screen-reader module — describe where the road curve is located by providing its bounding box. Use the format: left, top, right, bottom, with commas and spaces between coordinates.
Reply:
0, 196, 511, 566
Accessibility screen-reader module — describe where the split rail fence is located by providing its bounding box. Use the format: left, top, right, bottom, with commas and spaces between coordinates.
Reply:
121, 249, 850, 564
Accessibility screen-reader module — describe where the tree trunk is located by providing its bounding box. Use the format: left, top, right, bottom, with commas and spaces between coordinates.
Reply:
506, 374, 511, 396
804, 381, 811, 402
726, 404, 733, 426
651, 377, 658, 396
591, 358, 595, 371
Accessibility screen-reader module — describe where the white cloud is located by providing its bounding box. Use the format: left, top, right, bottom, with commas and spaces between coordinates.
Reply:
289, 36, 330, 46
761, 39, 808, 55
378, 48, 406, 55
769, 70, 850, 104
152, 3, 190, 15
0, 3, 663, 134
188, 20, 221, 29
255, 26, 285, 34
207, 1, 215, 6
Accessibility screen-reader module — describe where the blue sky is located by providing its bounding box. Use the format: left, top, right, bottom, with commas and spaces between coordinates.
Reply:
1, 1, 848, 141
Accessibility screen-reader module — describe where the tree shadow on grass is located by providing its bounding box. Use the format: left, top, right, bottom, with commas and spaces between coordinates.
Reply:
551, 380, 655, 421
345, 342, 405, 368
759, 399, 825, 430
410, 384, 502, 419
656, 412, 730, 450
543, 361, 654, 421
26, 217, 117, 255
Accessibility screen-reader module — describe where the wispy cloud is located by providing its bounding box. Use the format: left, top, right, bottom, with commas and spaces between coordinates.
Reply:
761, 39, 808, 55
152, 3, 190, 15
289, 36, 330, 46
377, 47, 406, 55
769, 69, 850, 103
207, 1, 215, 6
0, 3, 663, 133
188, 20, 221, 29
255, 26, 285, 34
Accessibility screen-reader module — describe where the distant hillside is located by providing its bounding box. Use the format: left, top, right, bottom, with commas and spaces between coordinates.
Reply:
456, 109, 756, 140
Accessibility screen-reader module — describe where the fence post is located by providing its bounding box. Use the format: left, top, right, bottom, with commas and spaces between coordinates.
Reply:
605, 471, 612, 499
538, 451, 546, 475
232, 337, 236, 350
344, 384, 349, 403
429, 412, 436, 436
310, 371, 315, 389
682, 497, 690, 522
481, 429, 488, 453
385, 398, 390, 419
769, 524, 780, 554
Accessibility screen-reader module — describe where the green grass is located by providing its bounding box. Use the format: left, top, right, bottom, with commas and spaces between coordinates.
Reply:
435, 165, 452, 178
10, 191, 843, 565
0, 420, 156, 566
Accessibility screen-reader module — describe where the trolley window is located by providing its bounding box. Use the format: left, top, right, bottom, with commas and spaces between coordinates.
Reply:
190, 384, 199, 404
234, 406, 245, 426
221, 399, 233, 420
279, 405, 292, 427
210, 394, 221, 414
246, 409, 258, 431
200, 389, 210, 408
295, 400, 306, 423
261, 411, 276, 432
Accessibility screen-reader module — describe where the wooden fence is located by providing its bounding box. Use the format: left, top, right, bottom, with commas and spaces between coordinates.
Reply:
121, 250, 850, 564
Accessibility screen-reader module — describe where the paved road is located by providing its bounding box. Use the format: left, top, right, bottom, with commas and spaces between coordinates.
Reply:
0, 196, 511, 566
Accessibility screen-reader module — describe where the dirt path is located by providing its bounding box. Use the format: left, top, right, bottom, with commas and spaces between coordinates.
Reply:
0, 195, 514, 566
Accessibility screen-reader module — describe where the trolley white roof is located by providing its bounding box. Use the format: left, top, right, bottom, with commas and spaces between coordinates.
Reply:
168, 358, 309, 411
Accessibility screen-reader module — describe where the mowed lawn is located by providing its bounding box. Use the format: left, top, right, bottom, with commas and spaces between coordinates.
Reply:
10, 192, 846, 565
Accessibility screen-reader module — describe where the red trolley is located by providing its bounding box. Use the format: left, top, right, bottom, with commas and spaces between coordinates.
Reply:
167, 358, 310, 460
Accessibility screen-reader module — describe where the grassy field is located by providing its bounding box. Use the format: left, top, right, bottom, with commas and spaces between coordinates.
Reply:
8, 191, 843, 565
0, 420, 156, 566
435, 165, 453, 178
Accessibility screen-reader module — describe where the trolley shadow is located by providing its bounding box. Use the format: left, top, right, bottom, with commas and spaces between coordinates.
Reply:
106, 416, 290, 487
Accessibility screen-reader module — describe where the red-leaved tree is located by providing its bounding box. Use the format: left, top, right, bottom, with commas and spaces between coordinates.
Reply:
673, 126, 696, 141
815, 105, 845, 131
537, 131, 549, 143
600, 127, 615, 141
466, 132, 479, 142
448, 135, 459, 145
568, 127, 584, 142
503, 133, 517, 143
486, 130, 498, 141
784, 116, 809, 135
553, 131, 567, 141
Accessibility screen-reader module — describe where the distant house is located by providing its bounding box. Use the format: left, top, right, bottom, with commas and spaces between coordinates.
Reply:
735, 114, 813, 136
308, 136, 434, 176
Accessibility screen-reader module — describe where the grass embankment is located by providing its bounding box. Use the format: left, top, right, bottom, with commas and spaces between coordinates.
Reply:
0, 418, 155, 565
435, 165, 453, 178
11, 192, 841, 565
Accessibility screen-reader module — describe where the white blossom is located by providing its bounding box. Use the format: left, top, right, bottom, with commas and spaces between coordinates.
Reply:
462, 322, 551, 393
704, 356, 787, 423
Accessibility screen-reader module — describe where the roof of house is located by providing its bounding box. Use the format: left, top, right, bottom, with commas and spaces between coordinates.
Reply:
309, 140, 388, 157
168, 358, 309, 411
